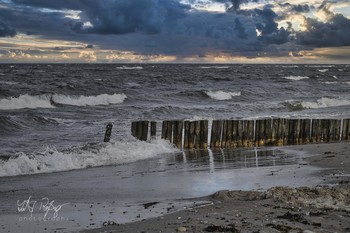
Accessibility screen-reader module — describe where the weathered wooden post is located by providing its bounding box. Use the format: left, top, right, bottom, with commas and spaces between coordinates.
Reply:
302, 119, 311, 144
232, 120, 238, 148
288, 119, 294, 145
237, 120, 244, 147
141, 121, 149, 141
131, 121, 137, 139
334, 120, 341, 141
266, 119, 273, 146
342, 119, 350, 141
242, 120, 248, 147
173, 121, 183, 148
322, 119, 330, 142
247, 120, 254, 147
276, 118, 283, 146
167, 121, 173, 142
161, 121, 167, 140
216, 120, 223, 148
189, 121, 195, 149
150, 121, 157, 140
184, 121, 190, 149
283, 118, 289, 145
200, 120, 208, 149
104, 123, 113, 142
256, 119, 265, 147
271, 118, 278, 146
221, 120, 228, 148
194, 121, 201, 149
226, 120, 233, 148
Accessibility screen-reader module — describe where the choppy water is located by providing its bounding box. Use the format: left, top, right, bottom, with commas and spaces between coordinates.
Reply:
0, 64, 349, 177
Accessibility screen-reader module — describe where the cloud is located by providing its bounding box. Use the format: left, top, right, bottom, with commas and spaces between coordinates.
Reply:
297, 13, 350, 47
0, 22, 16, 37
78, 51, 97, 62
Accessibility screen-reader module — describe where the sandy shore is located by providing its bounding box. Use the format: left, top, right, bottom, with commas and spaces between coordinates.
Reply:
83, 142, 350, 233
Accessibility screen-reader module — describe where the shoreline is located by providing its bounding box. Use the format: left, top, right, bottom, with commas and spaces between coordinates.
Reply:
82, 142, 350, 233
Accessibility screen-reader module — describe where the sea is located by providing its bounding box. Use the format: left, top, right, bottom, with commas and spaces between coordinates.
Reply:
0, 63, 349, 178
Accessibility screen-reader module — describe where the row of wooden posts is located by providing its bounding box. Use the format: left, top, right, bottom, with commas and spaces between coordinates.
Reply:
128, 118, 350, 149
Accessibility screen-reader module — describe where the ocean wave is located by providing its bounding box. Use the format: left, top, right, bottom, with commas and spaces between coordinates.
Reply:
0, 81, 18, 85
205, 90, 241, 100
283, 76, 309, 81
51, 93, 127, 106
116, 66, 143, 70
0, 94, 55, 110
0, 93, 127, 110
200, 66, 230, 69
281, 65, 299, 68
318, 69, 329, 73
287, 97, 350, 110
0, 139, 178, 177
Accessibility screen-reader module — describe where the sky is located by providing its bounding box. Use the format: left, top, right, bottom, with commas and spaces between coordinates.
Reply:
0, 0, 350, 63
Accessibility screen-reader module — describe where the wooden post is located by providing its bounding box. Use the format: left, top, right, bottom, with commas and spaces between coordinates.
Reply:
237, 120, 244, 147
150, 121, 157, 140
255, 119, 260, 146
288, 119, 294, 145
242, 120, 248, 147
131, 122, 137, 138
221, 120, 227, 148
215, 120, 223, 148
302, 119, 311, 144
257, 119, 265, 147
265, 119, 272, 146
294, 119, 301, 145
189, 121, 195, 149
276, 118, 284, 146
247, 120, 254, 147
200, 120, 208, 149
271, 118, 278, 146
161, 121, 167, 139
194, 121, 201, 149
173, 121, 183, 148
184, 121, 190, 149
141, 121, 149, 141
283, 119, 289, 145
104, 123, 113, 142
334, 120, 341, 141
329, 119, 335, 142
322, 119, 330, 142
167, 121, 173, 142
226, 120, 233, 148
342, 119, 350, 141
232, 120, 238, 148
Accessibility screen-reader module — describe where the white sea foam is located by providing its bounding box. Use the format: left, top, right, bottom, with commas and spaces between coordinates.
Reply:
0, 81, 18, 85
200, 66, 230, 69
318, 69, 329, 73
205, 90, 241, 100
324, 81, 339, 84
52, 93, 127, 106
283, 76, 309, 81
116, 66, 143, 70
282, 65, 298, 68
300, 97, 350, 109
0, 139, 178, 177
0, 94, 55, 110
344, 82, 350, 85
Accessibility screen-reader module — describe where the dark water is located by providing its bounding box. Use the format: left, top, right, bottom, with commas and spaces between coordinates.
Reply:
0, 64, 349, 177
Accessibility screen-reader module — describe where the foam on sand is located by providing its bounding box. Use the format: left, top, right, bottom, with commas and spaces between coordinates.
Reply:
0, 139, 178, 177
205, 90, 241, 100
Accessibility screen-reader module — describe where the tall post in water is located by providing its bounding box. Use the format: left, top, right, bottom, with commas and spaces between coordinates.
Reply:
334, 120, 341, 141
150, 121, 157, 140
226, 120, 233, 148
189, 121, 195, 149
200, 120, 208, 149
104, 123, 113, 142
342, 119, 350, 141
221, 120, 228, 148
283, 118, 289, 145
184, 121, 190, 149
194, 121, 201, 149
141, 121, 149, 141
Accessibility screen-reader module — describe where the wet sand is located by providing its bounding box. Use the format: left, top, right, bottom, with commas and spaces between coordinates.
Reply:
0, 143, 349, 233
83, 142, 350, 233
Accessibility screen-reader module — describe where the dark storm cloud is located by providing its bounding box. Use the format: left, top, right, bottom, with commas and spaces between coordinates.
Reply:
279, 3, 311, 13
0, 22, 16, 37
11, 0, 84, 10
73, 0, 190, 34
297, 14, 350, 47
254, 6, 291, 44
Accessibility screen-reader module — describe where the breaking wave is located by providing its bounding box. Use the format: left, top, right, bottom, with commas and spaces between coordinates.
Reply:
51, 93, 127, 106
116, 66, 143, 70
287, 97, 350, 110
283, 76, 309, 81
0, 94, 55, 110
0, 93, 127, 110
0, 139, 178, 177
200, 66, 230, 69
205, 90, 241, 100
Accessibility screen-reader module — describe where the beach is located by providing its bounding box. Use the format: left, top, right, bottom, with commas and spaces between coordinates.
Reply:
82, 142, 350, 233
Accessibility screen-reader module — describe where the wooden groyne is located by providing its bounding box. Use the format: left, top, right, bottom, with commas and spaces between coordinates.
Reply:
129, 118, 350, 149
